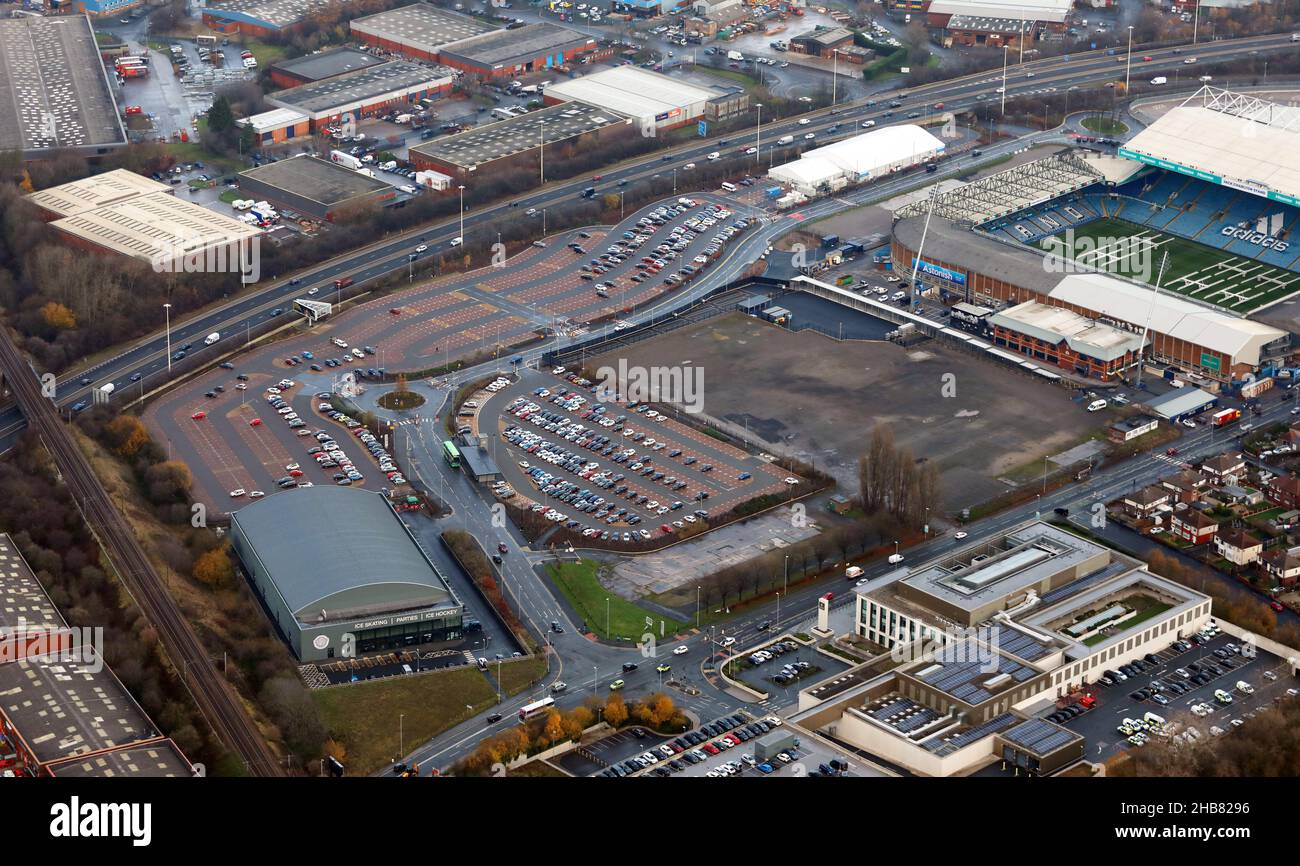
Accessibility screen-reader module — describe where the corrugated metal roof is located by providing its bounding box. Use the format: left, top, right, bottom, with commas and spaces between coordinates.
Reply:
545, 66, 719, 119
1048, 273, 1287, 364
230, 486, 454, 621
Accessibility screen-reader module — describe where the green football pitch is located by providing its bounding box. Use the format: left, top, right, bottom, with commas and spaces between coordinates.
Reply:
1041, 217, 1300, 314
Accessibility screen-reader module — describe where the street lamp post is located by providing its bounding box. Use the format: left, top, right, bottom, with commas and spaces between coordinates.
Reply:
783, 554, 789, 594
1000, 44, 1008, 116
1193, 0, 1200, 45
399, 713, 405, 761
456, 185, 467, 249
696, 585, 701, 629
1125, 26, 1134, 95
163, 303, 172, 373
538, 118, 546, 184
672, 167, 677, 194
754, 103, 762, 167
606, 596, 610, 638
832, 50, 839, 106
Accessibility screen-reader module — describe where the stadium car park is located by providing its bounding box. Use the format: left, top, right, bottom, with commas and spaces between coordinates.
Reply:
143, 193, 758, 512
481, 368, 802, 545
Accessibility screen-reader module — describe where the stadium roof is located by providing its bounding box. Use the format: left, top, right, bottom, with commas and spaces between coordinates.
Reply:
0, 15, 127, 158
270, 47, 386, 82
1121, 87, 1300, 207
204, 0, 332, 29
803, 124, 944, 179
230, 487, 455, 623
50, 192, 262, 267
267, 60, 458, 119
239, 155, 394, 207
893, 216, 1061, 292
544, 66, 721, 121
927, 0, 1073, 23
349, 3, 495, 52
410, 100, 629, 171
1049, 273, 1290, 366
438, 22, 593, 69
990, 300, 1147, 362
26, 169, 170, 218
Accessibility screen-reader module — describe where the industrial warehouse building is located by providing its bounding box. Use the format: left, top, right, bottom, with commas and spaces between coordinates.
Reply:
268, 47, 388, 89
0, 534, 195, 778
350, 2, 497, 63
543, 65, 747, 132
202, 0, 332, 36
237, 107, 312, 146
769, 125, 944, 195
409, 100, 631, 176
926, 0, 1072, 47
229, 487, 465, 662
435, 22, 597, 78
265, 60, 459, 129
0, 14, 128, 162
786, 521, 1209, 776
28, 169, 262, 273
237, 155, 396, 221
889, 215, 1292, 385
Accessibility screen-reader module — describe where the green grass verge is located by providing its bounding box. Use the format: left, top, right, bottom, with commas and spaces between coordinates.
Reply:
496, 656, 549, 695
1081, 115, 1129, 135
546, 559, 685, 641
312, 667, 498, 775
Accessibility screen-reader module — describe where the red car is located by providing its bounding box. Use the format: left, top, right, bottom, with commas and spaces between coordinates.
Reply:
661, 524, 673, 534
190, 411, 206, 420
1271, 601, 1285, 612
498, 542, 509, 553
390, 308, 402, 315
124, 105, 142, 115
1142, 55, 1153, 61
288, 469, 304, 477
249, 418, 262, 427
592, 174, 603, 181
702, 743, 721, 755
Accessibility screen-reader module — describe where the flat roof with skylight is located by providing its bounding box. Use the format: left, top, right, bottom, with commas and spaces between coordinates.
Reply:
409, 101, 628, 171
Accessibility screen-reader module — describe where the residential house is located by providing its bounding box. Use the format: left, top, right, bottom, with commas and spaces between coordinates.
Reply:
1214, 529, 1263, 567
1266, 474, 1300, 510
1122, 484, 1170, 517
1200, 452, 1247, 487
1170, 509, 1219, 545
1161, 469, 1207, 504
1262, 547, 1300, 587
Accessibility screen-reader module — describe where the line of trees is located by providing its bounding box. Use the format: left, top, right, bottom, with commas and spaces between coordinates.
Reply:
67, 406, 330, 769
858, 425, 940, 531
453, 690, 686, 776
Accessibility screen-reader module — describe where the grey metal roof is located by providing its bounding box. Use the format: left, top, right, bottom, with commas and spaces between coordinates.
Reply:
231, 487, 454, 622
271, 47, 386, 82
438, 22, 592, 68
1142, 386, 1217, 419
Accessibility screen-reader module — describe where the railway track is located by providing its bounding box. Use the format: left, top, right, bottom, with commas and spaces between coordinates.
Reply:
0, 330, 283, 777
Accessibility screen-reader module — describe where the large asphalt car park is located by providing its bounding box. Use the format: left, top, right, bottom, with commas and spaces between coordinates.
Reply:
727, 637, 851, 707
142, 192, 761, 513
1047, 627, 1299, 760
483, 368, 802, 546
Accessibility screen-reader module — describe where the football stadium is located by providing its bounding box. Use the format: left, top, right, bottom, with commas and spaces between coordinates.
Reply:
887, 86, 1297, 387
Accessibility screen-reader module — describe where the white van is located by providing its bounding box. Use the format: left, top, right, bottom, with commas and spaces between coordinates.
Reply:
204, 331, 220, 345
450, 236, 463, 247
888, 553, 904, 565
720, 181, 737, 192
776, 134, 794, 146
1087, 399, 1108, 412
707, 151, 720, 161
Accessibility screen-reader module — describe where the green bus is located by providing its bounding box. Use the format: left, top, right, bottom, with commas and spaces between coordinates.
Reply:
442, 440, 461, 468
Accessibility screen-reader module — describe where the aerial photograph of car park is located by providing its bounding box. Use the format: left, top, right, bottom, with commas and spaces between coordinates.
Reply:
2, 0, 1300, 846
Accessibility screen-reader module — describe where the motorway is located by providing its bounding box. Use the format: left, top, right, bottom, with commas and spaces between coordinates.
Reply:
2, 31, 1293, 449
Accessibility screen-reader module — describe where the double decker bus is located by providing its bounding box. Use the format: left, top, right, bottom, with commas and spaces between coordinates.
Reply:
442, 440, 461, 468
518, 697, 555, 722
